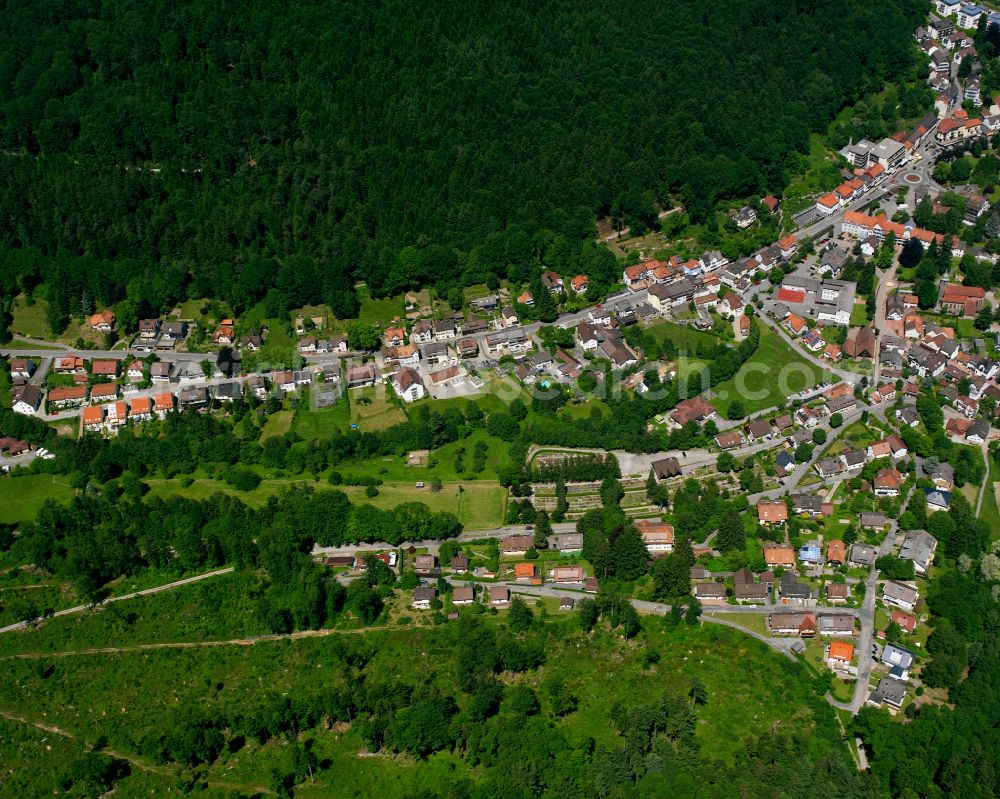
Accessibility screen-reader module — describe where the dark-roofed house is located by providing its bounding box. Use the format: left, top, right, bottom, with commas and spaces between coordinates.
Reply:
693, 582, 727, 605
818, 614, 855, 636
489, 586, 510, 606
555, 533, 584, 553
651, 457, 682, 480
825, 583, 849, 603
849, 542, 877, 567
882, 581, 919, 612
501, 535, 533, 556
860, 512, 887, 530
868, 677, 907, 711
778, 572, 811, 604
734, 582, 770, 603
451, 555, 470, 573
767, 612, 817, 637
715, 430, 745, 449
412, 587, 436, 609
815, 457, 844, 478
452, 586, 475, 605
742, 419, 771, 442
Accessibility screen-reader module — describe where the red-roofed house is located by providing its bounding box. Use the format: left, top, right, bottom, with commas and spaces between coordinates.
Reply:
784, 313, 806, 336
816, 193, 840, 214
758, 502, 789, 526
130, 396, 153, 421
154, 392, 175, 417
82, 405, 104, 431
778, 235, 797, 258
89, 310, 115, 332
635, 519, 675, 554
570, 275, 588, 294
890, 611, 917, 633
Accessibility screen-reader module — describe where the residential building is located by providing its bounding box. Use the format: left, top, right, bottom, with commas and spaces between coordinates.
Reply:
868, 677, 908, 711
635, 519, 674, 554
882, 581, 919, 612
767, 612, 817, 637
849, 542, 877, 567
763, 544, 795, 568
899, 530, 937, 575
693, 582, 727, 605
392, 368, 426, 402
12, 385, 42, 415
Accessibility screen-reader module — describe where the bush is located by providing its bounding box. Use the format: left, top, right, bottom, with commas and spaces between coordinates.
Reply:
223, 467, 261, 491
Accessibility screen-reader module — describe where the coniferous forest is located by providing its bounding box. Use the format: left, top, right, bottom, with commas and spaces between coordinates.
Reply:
0, 0, 925, 328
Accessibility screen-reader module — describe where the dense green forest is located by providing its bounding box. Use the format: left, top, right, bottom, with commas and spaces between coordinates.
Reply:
0, 0, 924, 329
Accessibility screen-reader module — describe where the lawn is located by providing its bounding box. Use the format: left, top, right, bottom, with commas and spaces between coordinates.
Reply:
145, 476, 508, 529
9, 294, 51, 340
292, 399, 351, 439
355, 284, 405, 326
849, 304, 869, 326
340, 482, 507, 529
349, 385, 407, 430
0, 474, 77, 524
644, 320, 720, 353
563, 398, 611, 420
711, 327, 832, 417
260, 409, 293, 439
980, 457, 1000, 539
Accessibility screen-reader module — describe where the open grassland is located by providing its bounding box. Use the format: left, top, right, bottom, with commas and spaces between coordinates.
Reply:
144, 476, 507, 529
0, 612, 840, 797
260, 409, 293, 439
349, 385, 407, 430
0, 474, 77, 524
353, 284, 406, 327
340, 482, 507, 529
9, 295, 51, 339
292, 399, 352, 438
645, 320, 720, 353
711, 327, 832, 416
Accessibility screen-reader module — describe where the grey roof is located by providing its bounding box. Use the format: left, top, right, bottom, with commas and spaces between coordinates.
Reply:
880, 643, 915, 670
555, 533, 584, 550
899, 530, 936, 569
849, 542, 877, 565
883, 581, 919, 605
859, 512, 886, 529
874, 677, 908, 706
818, 614, 855, 633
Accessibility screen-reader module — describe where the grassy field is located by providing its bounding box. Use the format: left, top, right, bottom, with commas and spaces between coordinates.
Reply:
711, 327, 832, 417
849, 304, 869, 326
0, 609, 842, 798
340, 482, 507, 529
260, 409, 293, 439
0, 474, 77, 524
349, 385, 407, 430
645, 320, 720, 353
145, 475, 508, 529
354, 284, 405, 327
10, 295, 52, 339
293, 398, 352, 439
980, 457, 1000, 537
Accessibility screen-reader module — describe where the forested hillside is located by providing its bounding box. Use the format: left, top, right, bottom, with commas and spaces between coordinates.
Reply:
0, 0, 924, 327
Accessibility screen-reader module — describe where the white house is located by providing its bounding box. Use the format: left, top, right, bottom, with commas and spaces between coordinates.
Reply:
393, 368, 426, 402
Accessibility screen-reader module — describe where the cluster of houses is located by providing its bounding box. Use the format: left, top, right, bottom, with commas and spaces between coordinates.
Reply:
918, 11, 998, 120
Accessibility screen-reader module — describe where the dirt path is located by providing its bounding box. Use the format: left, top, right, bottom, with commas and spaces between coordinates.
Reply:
0, 623, 397, 660
0, 708, 275, 794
